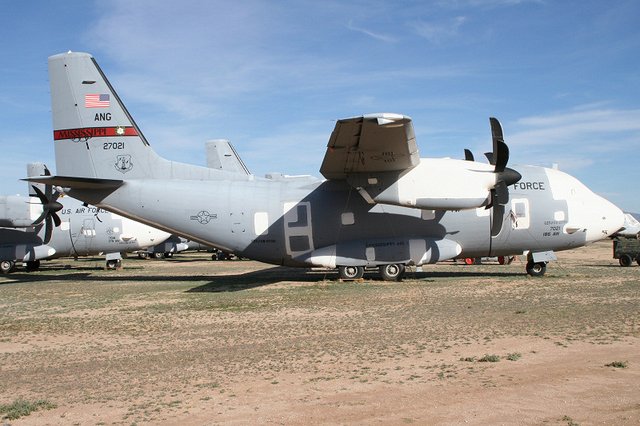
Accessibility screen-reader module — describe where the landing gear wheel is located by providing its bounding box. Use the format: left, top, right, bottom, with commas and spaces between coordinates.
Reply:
25, 260, 41, 272
106, 259, 121, 270
526, 261, 546, 277
498, 256, 515, 265
338, 265, 364, 280
619, 254, 632, 267
163, 252, 173, 258
378, 264, 405, 281
138, 252, 149, 259
1, 260, 16, 274
152, 252, 163, 259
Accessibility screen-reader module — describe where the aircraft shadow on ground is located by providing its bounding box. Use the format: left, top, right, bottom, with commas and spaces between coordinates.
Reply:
187, 267, 333, 292
0, 264, 527, 289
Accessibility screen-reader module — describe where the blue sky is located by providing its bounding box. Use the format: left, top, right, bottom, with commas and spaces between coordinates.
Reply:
1, 0, 639, 212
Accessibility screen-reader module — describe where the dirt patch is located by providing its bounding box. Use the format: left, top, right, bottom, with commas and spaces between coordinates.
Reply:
1, 241, 639, 424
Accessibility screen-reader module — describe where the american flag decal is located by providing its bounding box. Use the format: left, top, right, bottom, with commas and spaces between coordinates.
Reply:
85, 93, 110, 108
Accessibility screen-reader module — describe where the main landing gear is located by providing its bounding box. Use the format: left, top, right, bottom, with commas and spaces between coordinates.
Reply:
338, 263, 406, 281
378, 264, 405, 281
526, 260, 547, 277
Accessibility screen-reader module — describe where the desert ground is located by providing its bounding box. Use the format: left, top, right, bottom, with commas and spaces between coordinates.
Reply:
0, 240, 638, 425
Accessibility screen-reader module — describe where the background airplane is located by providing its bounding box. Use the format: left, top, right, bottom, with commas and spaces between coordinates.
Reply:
0, 163, 171, 273
616, 213, 640, 238
30, 52, 624, 280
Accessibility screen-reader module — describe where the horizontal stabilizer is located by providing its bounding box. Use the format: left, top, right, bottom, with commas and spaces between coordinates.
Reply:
23, 175, 123, 189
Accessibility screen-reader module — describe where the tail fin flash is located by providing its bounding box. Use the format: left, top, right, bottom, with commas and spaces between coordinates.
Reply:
49, 52, 159, 179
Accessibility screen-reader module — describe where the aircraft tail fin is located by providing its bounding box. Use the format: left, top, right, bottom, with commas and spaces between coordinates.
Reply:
49, 52, 165, 180
49, 52, 229, 183
27, 163, 48, 196
206, 139, 251, 175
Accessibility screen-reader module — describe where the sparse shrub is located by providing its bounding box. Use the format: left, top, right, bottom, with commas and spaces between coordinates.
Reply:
562, 415, 579, 426
0, 398, 56, 420
459, 356, 476, 362
478, 354, 500, 362
605, 361, 628, 368
506, 352, 522, 361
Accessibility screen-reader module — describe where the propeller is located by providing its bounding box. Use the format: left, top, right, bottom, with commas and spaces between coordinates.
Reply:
30, 168, 63, 244
486, 117, 522, 237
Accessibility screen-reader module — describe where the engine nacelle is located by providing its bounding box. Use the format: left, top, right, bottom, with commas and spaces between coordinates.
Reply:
0, 195, 40, 228
350, 158, 496, 211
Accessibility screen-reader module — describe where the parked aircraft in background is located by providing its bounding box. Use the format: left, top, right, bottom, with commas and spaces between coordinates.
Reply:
139, 234, 190, 259
0, 163, 171, 273
616, 213, 640, 238
30, 52, 624, 280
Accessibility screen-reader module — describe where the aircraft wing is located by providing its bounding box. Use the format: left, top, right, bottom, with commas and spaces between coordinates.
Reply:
320, 113, 420, 180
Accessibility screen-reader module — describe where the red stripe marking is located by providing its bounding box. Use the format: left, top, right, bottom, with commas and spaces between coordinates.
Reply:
53, 126, 139, 141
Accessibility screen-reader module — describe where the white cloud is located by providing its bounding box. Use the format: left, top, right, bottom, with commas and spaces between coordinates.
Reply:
504, 106, 640, 173
510, 107, 640, 148
346, 20, 397, 43
409, 16, 468, 44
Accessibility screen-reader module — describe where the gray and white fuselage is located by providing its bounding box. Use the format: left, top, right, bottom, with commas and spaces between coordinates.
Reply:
67, 162, 621, 269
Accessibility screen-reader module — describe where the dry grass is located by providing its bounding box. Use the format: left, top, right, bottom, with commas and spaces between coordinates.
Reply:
0, 241, 638, 424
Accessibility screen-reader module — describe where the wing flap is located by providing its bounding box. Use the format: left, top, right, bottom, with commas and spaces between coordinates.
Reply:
320, 113, 420, 180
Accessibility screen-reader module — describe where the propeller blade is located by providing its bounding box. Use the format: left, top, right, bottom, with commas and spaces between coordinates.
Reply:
490, 117, 503, 142
491, 203, 505, 237
31, 186, 48, 225
32, 185, 48, 205
464, 149, 474, 162
52, 211, 62, 227
43, 215, 53, 244
494, 180, 509, 205
32, 211, 47, 226
484, 152, 494, 165
494, 140, 509, 174
489, 117, 506, 171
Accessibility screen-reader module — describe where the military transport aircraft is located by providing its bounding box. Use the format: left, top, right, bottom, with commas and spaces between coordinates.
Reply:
28, 52, 625, 280
0, 163, 170, 273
